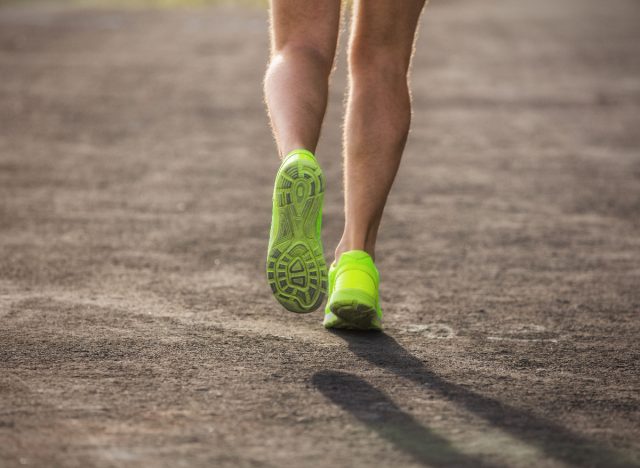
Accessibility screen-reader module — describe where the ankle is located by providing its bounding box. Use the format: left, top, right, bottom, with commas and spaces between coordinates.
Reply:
281, 146, 316, 160
334, 242, 375, 263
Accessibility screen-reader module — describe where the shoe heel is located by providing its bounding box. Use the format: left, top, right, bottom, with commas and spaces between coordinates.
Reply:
329, 288, 377, 328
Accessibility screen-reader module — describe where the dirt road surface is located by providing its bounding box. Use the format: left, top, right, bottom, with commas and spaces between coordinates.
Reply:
1, 0, 639, 466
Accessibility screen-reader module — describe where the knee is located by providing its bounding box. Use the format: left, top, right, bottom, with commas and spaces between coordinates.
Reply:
272, 41, 335, 78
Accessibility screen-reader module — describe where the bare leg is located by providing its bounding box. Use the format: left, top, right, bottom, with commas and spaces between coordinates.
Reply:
336, 0, 426, 260
264, 0, 342, 158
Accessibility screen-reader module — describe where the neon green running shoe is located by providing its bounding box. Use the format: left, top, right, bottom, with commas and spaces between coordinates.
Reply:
323, 250, 383, 330
267, 149, 327, 313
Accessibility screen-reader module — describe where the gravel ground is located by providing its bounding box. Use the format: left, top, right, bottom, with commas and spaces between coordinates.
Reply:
1, 0, 639, 466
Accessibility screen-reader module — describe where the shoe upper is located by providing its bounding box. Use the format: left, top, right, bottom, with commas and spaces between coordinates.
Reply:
324, 250, 381, 317
333, 250, 379, 299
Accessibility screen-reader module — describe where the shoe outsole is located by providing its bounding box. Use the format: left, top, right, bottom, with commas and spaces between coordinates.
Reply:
329, 289, 382, 330
326, 321, 382, 331
331, 302, 380, 330
267, 158, 327, 313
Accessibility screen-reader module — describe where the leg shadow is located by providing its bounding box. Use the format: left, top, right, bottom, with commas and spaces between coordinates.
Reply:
325, 331, 636, 468
312, 370, 503, 467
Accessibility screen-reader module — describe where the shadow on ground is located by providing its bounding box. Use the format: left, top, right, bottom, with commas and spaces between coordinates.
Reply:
312, 331, 636, 468
313, 370, 503, 468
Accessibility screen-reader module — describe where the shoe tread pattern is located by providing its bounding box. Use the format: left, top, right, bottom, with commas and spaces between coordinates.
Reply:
267, 159, 327, 313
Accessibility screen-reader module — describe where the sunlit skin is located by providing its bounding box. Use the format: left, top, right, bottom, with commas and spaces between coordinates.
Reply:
264, 0, 426, 261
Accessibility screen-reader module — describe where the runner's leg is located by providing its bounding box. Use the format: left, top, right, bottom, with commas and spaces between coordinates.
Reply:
264, 0, 342, 157
336, 0, 426, 259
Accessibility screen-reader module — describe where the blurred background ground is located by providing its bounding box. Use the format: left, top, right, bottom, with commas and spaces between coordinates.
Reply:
0, 0, 266, 7
0, 0, 639, 467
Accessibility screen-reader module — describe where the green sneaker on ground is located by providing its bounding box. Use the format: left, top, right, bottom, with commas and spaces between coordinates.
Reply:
323, 250, 383, 330
267, 149, 327, 313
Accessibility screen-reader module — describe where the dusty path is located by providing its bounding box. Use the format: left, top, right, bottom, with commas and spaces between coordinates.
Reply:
1, 1, 639, 466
